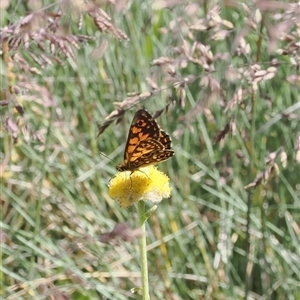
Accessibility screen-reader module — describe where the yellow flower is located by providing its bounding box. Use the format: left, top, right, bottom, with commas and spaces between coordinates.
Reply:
109, 166, 172, 208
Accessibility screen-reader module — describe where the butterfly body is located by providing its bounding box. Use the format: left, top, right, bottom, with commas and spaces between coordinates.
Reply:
116, 109, 175, 172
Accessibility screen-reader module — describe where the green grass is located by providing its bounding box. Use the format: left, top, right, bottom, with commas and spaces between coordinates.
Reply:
1, 1, 300, 299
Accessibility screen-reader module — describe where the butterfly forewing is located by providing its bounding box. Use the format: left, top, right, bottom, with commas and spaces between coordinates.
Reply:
123, 109, 160, 159
116, 108, 175, 172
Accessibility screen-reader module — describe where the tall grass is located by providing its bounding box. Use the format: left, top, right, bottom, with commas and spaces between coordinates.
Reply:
1, 1, 299, 299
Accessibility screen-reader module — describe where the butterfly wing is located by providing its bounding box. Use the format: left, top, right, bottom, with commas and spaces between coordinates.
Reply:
159, 129, 172, 150
123, 109, 160, 161
116, 108, 175, 172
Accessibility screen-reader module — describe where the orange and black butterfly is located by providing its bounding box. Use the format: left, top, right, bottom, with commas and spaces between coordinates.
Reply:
116, 109, 175, 172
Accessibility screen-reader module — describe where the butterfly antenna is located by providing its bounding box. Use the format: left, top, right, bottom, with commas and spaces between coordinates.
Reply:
99, 151, 118, 164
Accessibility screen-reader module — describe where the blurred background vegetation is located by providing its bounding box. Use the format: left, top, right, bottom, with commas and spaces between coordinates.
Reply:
1, 0, 299, 299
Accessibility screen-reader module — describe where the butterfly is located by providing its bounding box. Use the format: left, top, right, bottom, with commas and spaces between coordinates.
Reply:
116, 108, 175, 172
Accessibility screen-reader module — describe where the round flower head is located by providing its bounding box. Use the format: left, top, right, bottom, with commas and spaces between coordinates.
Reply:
109, 166, 172, 208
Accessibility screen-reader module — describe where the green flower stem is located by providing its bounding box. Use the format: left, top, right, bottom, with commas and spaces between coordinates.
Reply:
137, 201, 150, 300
